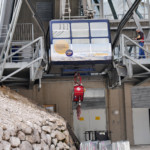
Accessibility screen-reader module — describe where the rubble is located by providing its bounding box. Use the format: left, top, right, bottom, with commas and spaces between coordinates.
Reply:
0, 86, 75, 150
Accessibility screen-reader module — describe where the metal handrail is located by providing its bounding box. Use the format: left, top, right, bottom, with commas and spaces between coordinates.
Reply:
0, 36, 45, 82
122, 34, 150, 54
1, 57, 43, 82
4, 37, 41, 61
120, 34, 150, 73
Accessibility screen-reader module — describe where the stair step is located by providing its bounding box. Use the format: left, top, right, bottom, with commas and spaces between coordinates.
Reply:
4, 62, 29, 69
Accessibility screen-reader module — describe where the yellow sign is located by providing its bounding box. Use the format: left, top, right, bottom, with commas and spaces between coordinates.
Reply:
95, 116, 100, 120
79, 117, 84, 121
94, 53, 108, 56
54, 40, 69, 54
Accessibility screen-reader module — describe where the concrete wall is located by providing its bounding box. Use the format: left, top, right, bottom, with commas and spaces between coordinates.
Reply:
17, 0, 44, 38
17, 77, 106, 127
16, 78, 150, 144
124, 83, 134, 145
17, 0, 55, 38
108, 87, 126, 142
16, 76, 133, 143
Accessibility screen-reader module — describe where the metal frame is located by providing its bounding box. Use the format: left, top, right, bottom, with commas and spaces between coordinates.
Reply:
114, 34, 150, 86
0, 0, 23, 77
0, 37, 45, 82
0, 0, 45, 86
50, 19, 111, 44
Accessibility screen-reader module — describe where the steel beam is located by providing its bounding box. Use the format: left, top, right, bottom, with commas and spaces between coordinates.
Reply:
135, 77, 150, 86
126, 0, 143, 31
108, 0, 118, 19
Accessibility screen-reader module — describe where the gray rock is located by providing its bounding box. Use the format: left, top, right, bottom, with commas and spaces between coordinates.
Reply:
10, 130, 17, 136
12, 148, 20, 150
57, 141, 70, 149
33, 124, 41, 133
57, 125, 66, 131
51, 130, 56, 138
55, 130, 65, 141
63, 130, 69, 137
10, 137, 21, 147
0, 143, 3, 150
70, 146, 77, 150
42, 126, 51, 133
55, 147, 59, 150
41, 139, 49, 150
62, 142, 70, 149
63, 130, 70, 144
18, 131, 26, 141
1, 140, 11, 150
20, 124, 32, 135
47, 118, 56, 123
52, 138, 58, 146
26, 121, 33, 128
33, 129, 41, 143
3, 130, 10, 141
26, 135, 36, 144
57, 141, 64, 149
19, 141, 32, 150
46, 134, 51, 146
10, 127, 17, 136
50, 144, 55, 150
56, 120, 65, 127
45, 122, 57, 130
33, 144, 42, 150
41, 131, 47, 143
2, 125, 7, 130
0, 127, 3, 142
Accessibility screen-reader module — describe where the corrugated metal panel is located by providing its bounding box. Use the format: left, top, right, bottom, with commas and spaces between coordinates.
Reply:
36, 2, 53, 21
73, 88, 105, 109
84, 88, 105, 98
132, 86, 150, 108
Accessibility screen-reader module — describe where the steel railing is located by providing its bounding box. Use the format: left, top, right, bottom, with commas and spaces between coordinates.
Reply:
0, 0, 46, 84
0, 37, 45, 82
115, 34, 150, 73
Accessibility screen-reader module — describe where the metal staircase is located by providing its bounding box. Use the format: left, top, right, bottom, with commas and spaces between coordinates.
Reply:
0, 0, 46, 87
113, 34, 150, 86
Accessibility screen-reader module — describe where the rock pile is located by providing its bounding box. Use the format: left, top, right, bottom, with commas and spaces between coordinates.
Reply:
0, 87, 76, 150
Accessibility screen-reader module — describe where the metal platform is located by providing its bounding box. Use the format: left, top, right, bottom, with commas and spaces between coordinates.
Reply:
113, 34, 150, 86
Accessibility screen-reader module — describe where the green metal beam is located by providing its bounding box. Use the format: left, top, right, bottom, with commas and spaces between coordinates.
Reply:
93, 0, 100, 10
135, 8, 143, 19
108, 0, 118, 19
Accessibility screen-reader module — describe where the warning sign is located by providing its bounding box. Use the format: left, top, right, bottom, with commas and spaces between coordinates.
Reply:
95, 116, 100, 120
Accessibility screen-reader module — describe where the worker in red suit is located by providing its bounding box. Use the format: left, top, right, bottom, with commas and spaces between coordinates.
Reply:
135, 29, 145, 59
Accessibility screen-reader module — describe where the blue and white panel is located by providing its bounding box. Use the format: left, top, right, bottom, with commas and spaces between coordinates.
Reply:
50, 20, 112, 63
